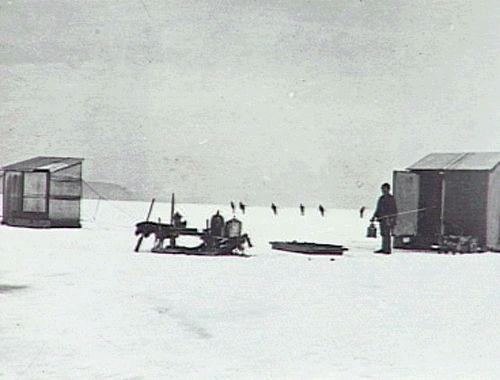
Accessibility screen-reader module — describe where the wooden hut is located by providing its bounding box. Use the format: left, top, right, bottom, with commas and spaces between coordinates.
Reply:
393, 152, 500, 251
1, 157, 83, 228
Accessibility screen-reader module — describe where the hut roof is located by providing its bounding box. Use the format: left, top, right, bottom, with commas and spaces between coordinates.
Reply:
407, 152, 500, 171
1, 156, 83, 173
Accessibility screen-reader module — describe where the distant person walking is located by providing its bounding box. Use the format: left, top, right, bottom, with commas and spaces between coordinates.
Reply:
230, 201, 236, 214
359, 206, 366, 218
300, 203, 305, 216
371, 183, 398, 254
271, 203, 278, 216
239, 202, 246, 214
319, 204, 325, 217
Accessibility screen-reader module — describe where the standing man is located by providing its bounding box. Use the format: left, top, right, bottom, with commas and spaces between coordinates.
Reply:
359, 206, 366, 218
300, 203, 305, 216
319, 204, 325, 217
239, 202, 246, 214
271, 203, 278, 216
371, 183, 398, 254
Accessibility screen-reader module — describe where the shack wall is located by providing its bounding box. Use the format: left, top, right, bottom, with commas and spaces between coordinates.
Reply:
442, 171, 489, 246
2, 171, 23, 220
22, 171, 49, 214
2, 170, 51, 227
48, 164, 82, 226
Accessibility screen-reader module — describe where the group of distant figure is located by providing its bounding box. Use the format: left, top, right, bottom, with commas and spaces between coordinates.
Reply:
231, 201, 246, 214
230, 201, 327, 216
228, 201, 370, 220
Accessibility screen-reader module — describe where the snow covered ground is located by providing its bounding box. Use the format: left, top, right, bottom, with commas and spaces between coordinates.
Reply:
1, 199, 499, 379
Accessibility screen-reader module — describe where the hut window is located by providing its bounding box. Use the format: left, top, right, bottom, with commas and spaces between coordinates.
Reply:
22, 172, 47, 212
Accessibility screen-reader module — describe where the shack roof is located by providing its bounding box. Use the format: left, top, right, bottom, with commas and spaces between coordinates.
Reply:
1, 156, 83, 173
407, 152, 500, 171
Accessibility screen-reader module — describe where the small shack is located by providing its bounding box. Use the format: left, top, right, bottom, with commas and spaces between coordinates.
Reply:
1, 156, 83, 228
393, 152, 500, 251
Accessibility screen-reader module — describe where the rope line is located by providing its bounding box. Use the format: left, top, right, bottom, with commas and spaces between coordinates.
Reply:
81, 180, 136, 220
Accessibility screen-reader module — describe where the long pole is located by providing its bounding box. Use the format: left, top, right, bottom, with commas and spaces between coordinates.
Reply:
145, 198, 156, 221
134, 198, 156, 252
170, 193, 175, 224
440, 172, 446, 237
169, 193, 176, 248
376, 206, 435, 220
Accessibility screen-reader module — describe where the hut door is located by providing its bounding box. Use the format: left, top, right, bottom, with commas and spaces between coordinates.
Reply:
393, 171, 419, 236
22, 172, 48, 215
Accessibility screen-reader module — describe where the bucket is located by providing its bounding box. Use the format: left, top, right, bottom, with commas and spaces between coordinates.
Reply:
366, 222, 377, 238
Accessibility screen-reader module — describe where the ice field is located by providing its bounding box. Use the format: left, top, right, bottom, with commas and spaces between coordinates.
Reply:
1, 199, 499, 379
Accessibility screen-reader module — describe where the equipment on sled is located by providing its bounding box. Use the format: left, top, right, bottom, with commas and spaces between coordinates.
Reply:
134, 194, 252, 256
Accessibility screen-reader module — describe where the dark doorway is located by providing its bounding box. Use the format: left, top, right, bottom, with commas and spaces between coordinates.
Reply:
443, 171, 488, 245
416, 171, 443, 247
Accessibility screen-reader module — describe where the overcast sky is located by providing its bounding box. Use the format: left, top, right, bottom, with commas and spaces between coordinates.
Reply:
1, 0, 499, 206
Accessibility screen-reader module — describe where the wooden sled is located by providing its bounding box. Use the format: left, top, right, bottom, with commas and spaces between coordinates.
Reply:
269, 241, 348, 256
